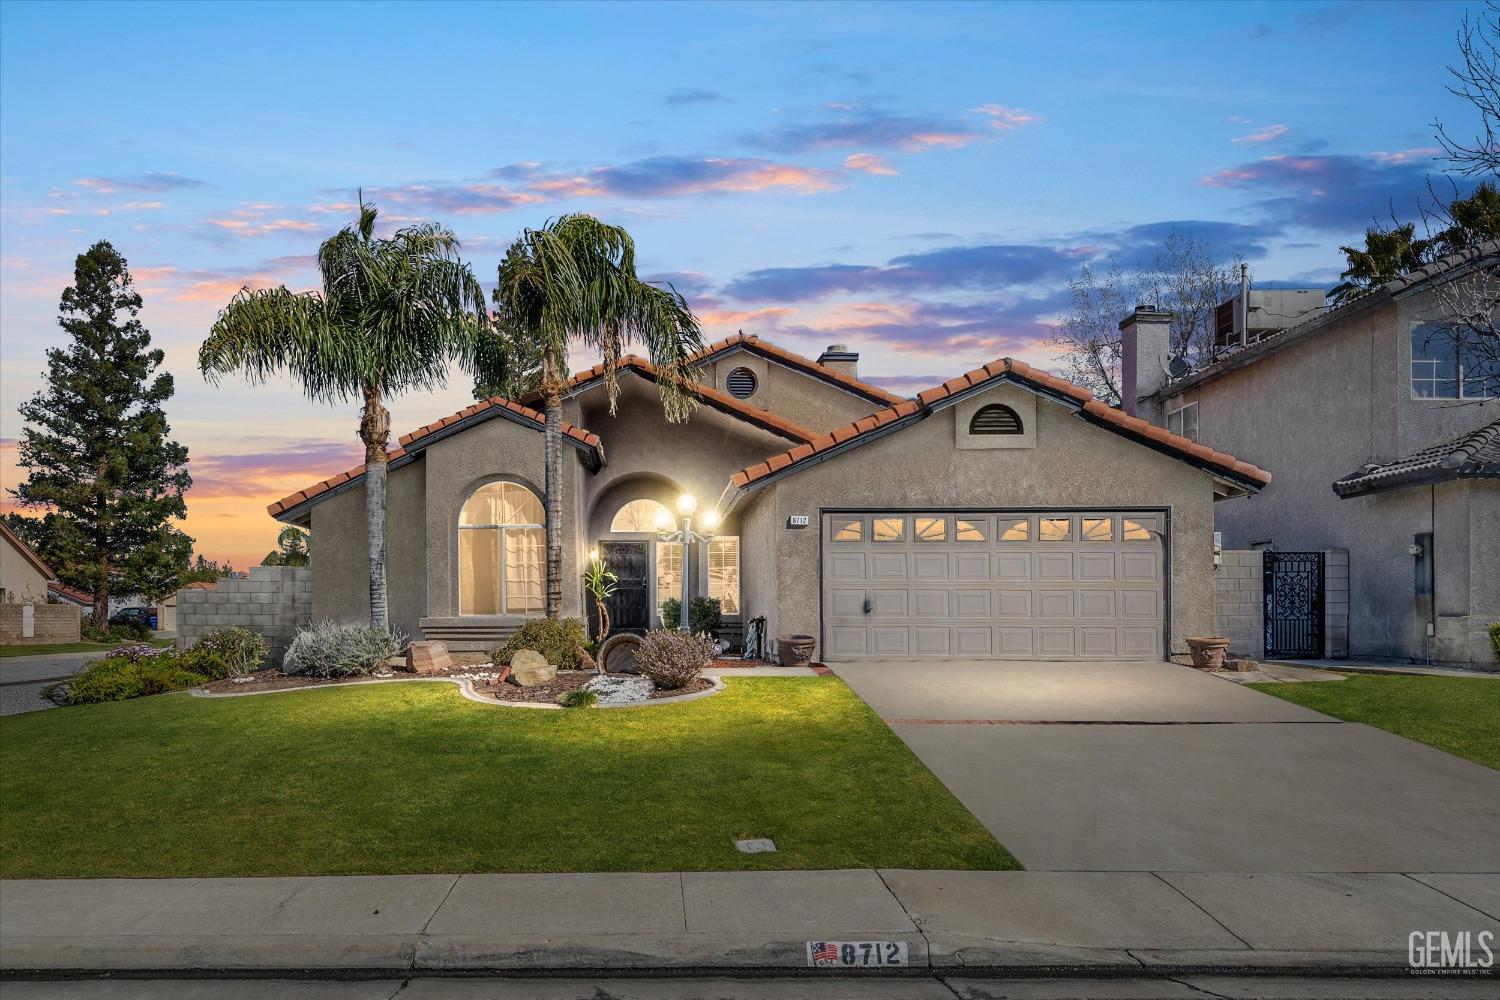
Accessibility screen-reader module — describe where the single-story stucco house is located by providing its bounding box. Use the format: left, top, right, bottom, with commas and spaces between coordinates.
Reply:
269, 334, 1269, 661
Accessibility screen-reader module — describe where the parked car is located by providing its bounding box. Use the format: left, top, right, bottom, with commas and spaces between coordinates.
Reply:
108, 607, 155, 629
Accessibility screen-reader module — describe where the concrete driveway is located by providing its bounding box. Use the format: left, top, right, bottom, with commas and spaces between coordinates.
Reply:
836, 660, 1500, 872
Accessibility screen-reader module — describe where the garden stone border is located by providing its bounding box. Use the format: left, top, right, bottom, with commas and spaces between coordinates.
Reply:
189, 673, 726, 710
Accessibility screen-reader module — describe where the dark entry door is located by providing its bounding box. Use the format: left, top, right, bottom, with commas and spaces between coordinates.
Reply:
1264, 551, 1324, 659
599, 542, 650, 635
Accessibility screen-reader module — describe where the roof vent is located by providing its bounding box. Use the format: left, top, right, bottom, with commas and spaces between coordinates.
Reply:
726, 366, 758, 399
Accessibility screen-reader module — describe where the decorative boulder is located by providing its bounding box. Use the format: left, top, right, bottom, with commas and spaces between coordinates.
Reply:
406, 641, 452, 676
509, 649, 557, 686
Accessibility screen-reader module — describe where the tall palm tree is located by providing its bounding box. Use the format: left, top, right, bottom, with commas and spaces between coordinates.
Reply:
493, 214, 704, 618
200, 200, 490, 629
1329, 224, 1432, 304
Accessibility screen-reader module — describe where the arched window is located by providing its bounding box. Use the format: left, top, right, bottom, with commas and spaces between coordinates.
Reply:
610, 498, 670, 532
459, 481, 544, 616
969, 403, 1023, 435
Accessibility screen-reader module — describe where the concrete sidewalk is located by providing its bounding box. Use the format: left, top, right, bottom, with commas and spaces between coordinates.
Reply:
3, 869, 1496, 976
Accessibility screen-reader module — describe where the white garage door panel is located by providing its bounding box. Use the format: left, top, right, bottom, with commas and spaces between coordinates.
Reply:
821, 511, 1166, 662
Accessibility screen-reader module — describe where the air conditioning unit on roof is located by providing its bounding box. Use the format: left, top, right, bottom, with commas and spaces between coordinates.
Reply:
1214, 288, 1326, 349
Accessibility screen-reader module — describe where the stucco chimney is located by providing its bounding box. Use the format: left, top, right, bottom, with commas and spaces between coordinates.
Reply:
816, 343, 859, 378
1119, 305, 1173, 421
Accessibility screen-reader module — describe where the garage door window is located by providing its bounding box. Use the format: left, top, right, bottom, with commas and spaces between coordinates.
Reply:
956, 518, 988, 541
873, 517, 905, 541
915, 516, 947, 542
999, 518, 1029, 541
1123, 517, 1158, 540
1082, 517, 1113, 542
830, 517, 862, 542
1039, 517, 1071, 541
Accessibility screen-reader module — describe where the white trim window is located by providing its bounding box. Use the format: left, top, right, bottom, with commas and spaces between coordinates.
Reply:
708, 536, 740, 615
1166, 400, 1198, 441
459, 481, 544, 616
1411, 323, 1498, 399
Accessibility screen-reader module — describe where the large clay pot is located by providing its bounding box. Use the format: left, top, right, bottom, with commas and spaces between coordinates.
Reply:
1185, 636, 1231, 670
598, 632, 643, 674
777, 634, 816, 668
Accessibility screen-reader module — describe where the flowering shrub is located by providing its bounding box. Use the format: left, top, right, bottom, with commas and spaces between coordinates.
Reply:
633, 628, 713, 690
283, 622, 406, 677
103, 643, 170, 664
190, 626, 268, 678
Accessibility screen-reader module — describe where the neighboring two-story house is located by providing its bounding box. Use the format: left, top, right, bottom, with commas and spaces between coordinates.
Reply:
1125, 241, 1499, 666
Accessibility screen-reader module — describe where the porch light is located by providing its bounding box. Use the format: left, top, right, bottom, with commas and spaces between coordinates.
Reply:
589, 547, 599, 562
676, 492, 699, 516
653, 507, 673, 531
701, 508, 721, 531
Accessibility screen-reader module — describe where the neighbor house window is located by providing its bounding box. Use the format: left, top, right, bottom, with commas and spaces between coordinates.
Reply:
915, 516, 947, 542
1167, 401, 1198, 441
1039, 517, 1071, 541
1411, 323, 1499, 399
969, 403, 1023, 434
459, 481, 544, 615
611, 498, 670, 532
656, 541, 683, 609
708, 536, 740, 615
999, 518, 1030, 541
872, 517, 905, 541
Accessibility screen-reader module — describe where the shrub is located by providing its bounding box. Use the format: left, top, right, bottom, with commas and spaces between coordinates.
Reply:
492, 618, 586, 670
633, 628, 714, 690
67, 657, 206, 705
283, 621, 406, 677
559, 689, 598, 709
83, 621, 150, 643
1490, 622, 1500, 658
189, 626, 268, 679
658, 597, 721, 637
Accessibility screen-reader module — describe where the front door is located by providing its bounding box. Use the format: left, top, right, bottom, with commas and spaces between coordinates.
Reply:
598, 541, 650, 635
1264, 551, 1324, 659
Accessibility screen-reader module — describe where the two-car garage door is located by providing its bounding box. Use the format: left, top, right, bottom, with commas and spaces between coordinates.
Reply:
821, 511, 1166, 661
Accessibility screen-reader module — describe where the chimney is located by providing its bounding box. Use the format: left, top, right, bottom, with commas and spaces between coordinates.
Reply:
1119, 305, 1172, 422
816, 343, 859, 379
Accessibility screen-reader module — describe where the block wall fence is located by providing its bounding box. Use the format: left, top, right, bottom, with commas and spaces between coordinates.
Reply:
1213, 549, 1348, 661
0, 603, 81, 643
176, 566, 311, 664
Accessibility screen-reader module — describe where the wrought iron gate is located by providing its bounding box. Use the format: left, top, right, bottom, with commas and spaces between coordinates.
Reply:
1264, 551, 1324, 659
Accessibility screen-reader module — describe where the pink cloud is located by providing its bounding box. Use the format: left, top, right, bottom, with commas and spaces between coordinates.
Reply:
1370, 147, 1441, 165
1233, 124, 1289, 144
973, 104, 1040, 131
696, 306, 796, 326
843, 153, 898, 176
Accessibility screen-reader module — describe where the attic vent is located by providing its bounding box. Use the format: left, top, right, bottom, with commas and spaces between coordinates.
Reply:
726, 367, 758, 399
969, 403, 1023, 435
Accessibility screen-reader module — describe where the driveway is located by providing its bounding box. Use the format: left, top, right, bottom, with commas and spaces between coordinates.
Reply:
836, 660, 1500, 872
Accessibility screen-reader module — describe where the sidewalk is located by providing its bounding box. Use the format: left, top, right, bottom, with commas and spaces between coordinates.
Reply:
3, 869, 1496, 975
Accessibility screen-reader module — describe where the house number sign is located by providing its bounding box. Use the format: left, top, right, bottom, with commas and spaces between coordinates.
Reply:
787, 515, 810, 528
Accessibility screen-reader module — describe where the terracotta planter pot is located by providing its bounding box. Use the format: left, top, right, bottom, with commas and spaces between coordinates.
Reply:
777, 634, 816, 668
1185, 636, 1231, 670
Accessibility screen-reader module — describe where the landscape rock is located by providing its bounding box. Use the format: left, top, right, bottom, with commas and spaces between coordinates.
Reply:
510, 649, 557, 686
405, 641, 452, 676
584, 673, 654, 705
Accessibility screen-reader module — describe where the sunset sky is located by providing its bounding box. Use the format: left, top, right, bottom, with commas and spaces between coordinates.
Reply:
0, 0, 1477, 569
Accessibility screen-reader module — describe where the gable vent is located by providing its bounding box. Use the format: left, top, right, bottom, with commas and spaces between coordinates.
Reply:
969, 403, 1023, 435
726, 366, 758, 399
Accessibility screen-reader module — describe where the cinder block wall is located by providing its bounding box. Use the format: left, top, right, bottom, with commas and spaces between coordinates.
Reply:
1322, 549, 1350, 659
0, 603, 81, 643
176, 566, 311, 664
1213, 549, 1264, 659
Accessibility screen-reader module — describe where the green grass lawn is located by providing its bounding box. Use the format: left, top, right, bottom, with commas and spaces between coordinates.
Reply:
0, 677, 1018, 878
1, 638, 173, 657
1250, 674, 1500, 770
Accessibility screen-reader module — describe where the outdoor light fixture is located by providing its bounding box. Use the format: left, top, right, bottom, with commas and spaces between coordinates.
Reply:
589, 548, 599, 562
657, 493, 716, 630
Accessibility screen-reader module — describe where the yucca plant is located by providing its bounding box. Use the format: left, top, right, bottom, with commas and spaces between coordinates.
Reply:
199, 199, 490, 629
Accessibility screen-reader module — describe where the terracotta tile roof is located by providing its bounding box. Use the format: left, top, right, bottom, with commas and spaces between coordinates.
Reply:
0, 521, 53, 579
727, 357, 1271, 493
691, 332, 907, 405
47, 581, 92, 605
268, 397, 601, 519
551, 356, 818, 444
1333, 418, 1500, 498
181, 581, 220, 591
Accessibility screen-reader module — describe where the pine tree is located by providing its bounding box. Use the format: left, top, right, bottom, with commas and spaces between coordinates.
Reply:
11, 241, 193, 626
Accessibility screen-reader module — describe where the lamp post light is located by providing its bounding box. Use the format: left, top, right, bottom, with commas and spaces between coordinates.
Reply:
655, 493, 719, 631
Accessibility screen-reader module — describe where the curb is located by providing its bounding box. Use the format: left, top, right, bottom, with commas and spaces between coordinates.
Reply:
188, 674, 727, 710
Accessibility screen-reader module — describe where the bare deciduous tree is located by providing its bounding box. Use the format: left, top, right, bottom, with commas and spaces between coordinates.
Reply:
1434, 2, 1500, 178
1052, 231, 1244, 405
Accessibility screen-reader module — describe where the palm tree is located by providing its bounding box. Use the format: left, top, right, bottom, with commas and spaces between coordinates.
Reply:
200, 200, 489, 629
1329, 224, 1432, 304
493, 214, 704, 618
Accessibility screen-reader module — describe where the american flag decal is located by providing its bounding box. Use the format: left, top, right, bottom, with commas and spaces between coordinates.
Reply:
809, 941, 839, 966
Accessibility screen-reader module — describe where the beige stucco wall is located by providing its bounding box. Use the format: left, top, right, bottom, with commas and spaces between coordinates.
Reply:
1161, 287, 1499, 662
735, 384, 1218, 657
699, 346, 885, 432
1, 537, 49, 604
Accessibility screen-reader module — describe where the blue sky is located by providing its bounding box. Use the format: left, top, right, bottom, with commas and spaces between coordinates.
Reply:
0, 0, 1477, 565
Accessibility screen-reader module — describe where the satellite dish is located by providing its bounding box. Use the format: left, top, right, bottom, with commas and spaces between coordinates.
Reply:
1167, 357, 1191, 378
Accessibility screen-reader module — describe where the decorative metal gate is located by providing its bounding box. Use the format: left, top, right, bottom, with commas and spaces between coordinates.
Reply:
1264, 551, 1324, 659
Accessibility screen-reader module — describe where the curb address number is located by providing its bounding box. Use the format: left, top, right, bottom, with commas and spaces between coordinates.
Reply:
807, 940, 908, 968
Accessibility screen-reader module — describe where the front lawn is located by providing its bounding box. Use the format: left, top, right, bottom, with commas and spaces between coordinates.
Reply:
0, 638, 172, 657
1249, 673, 1500, 770
0, 677, 1018, 877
